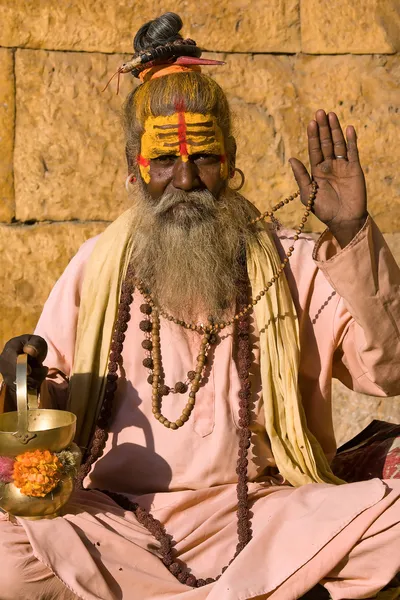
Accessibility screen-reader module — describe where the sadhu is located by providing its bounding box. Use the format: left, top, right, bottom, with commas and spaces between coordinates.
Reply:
0, 11, 399, 600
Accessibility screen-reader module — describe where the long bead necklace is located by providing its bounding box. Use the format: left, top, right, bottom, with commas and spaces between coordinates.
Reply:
132, 183, 316, 430
78, 270, 253, 587
139, 304, 213, 429
77, 185, 318, 585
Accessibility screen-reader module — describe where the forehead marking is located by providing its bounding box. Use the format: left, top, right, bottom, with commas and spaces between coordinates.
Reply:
157, 130, 215, 140
177, 110, 188, 161
163, 139, 216, 148
137, 113, 229, 182
154, 121, 213, 130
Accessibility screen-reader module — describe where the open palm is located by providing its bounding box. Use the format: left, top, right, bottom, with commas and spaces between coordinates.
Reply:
289, 110, 367, 236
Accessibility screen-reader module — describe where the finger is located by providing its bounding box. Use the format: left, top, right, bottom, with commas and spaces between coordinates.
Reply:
328, 112, 348, 159
3, 334, 33, 355
3, 334, 47, 361
289, 158, 312, 197
23, 335, 48, 365
346, 125, 360, 163
2, 335, 33, 384
316, 109, 334, 161
307, 120, 323, 167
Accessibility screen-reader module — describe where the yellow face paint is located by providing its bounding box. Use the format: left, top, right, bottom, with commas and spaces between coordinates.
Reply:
137, 112, 228, 183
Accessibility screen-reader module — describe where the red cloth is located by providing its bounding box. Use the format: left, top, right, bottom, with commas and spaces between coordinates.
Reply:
332, 420, 400, 482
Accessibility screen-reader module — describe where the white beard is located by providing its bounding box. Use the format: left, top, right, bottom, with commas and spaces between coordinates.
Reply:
128, 186, 255, 321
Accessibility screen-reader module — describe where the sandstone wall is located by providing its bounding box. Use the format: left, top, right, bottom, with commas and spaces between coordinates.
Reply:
0, 1, 399, 444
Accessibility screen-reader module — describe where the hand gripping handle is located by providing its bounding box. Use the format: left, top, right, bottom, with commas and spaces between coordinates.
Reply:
14, 354, 38, 444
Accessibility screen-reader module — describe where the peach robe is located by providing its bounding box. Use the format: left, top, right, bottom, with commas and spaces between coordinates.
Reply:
1, 217, 400, 600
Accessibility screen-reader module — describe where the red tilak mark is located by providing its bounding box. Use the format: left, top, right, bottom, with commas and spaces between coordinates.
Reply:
137, 155, 150, 167
220, 154, 226, 163
174, 99, 188, 159
177, 110, 188, 159
174, 99, 186, 112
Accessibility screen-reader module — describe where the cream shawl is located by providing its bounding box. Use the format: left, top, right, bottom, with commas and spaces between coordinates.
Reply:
68, 207, 343, 486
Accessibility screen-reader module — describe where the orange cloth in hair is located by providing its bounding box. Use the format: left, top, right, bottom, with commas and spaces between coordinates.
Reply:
138, 64, 202, 83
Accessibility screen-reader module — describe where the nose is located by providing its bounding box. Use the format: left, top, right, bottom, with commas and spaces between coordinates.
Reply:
172, 157, 201, 191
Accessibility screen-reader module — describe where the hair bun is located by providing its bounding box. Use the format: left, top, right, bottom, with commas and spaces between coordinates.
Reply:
134, 13, 184, 53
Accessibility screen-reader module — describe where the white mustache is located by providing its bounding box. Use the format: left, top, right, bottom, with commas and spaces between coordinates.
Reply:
153, 190, 217, 216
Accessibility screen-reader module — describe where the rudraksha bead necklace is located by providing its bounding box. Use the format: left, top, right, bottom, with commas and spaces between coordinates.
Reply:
132, 183, 316, 430
138, 303, 212, 429
77, 184, 318, 585
129, 183, 316, 430
78, 269, 253, 587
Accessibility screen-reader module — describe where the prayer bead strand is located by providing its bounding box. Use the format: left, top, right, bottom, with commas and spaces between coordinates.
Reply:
139, 303, 213, 428
149, 309, 212, 429
87, 274, 254, 587
76, 264, 136, 489
77, 184, 318, 584
131, 184, 317, 430
248, 189, 301, 225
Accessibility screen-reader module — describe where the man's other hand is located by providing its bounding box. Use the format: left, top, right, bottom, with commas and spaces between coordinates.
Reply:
0, 335, 48, 408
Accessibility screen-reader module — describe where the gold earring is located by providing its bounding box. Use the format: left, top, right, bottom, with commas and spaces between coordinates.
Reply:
229, 168, 245, 191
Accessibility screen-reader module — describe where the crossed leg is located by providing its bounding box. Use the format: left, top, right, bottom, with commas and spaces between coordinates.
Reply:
0, 518, 78, 600
252, 482, 400, 600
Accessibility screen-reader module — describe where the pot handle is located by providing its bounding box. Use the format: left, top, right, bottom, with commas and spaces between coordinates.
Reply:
14, 354, 37, 444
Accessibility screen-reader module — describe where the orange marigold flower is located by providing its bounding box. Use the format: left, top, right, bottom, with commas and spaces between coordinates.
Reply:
13, 449, 63, 498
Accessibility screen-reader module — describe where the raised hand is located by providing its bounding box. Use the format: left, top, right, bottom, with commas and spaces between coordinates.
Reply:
289, 109, 368, 247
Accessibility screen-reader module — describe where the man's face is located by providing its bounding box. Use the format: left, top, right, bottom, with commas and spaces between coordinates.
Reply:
136, 111, 230, 201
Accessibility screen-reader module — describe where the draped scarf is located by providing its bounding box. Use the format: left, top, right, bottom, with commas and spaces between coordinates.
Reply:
68, 205, 343, 486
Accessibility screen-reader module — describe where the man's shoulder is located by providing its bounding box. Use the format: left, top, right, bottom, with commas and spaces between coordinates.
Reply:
65, 235, 102, 270
74, 235, 102, 259
57, 235, 103, 286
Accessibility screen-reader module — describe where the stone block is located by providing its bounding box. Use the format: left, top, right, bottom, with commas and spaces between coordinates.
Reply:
302, 0, 400, 54
333, 380, 400, 446
208, 52, 400, 232
0, 1, 300, 54
14, 49, 134, 222
385, 232, 400, 264
0, 222, 107, 351
0, 49, 15, 222
14, 50, 400, 231
292, 54, 400, 232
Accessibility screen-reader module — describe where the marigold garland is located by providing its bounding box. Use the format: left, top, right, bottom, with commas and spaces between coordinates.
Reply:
12, 449, 63, 498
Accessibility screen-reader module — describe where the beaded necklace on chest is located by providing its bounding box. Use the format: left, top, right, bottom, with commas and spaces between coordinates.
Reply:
77, 184, 317, 587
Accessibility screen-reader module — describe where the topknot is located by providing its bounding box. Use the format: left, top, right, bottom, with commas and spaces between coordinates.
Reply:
133, 13, 184, 53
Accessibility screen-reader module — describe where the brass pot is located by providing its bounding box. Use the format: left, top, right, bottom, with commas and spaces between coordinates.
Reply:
0, 355, 80, 518
0, 409, 76, 456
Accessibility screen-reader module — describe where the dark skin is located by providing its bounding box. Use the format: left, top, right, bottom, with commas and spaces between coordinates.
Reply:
0, 109, 368, 401
136, 109, 367, 248
0, 334, 48, 411
143, 152, 227, 201
289, 110, 367, 248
